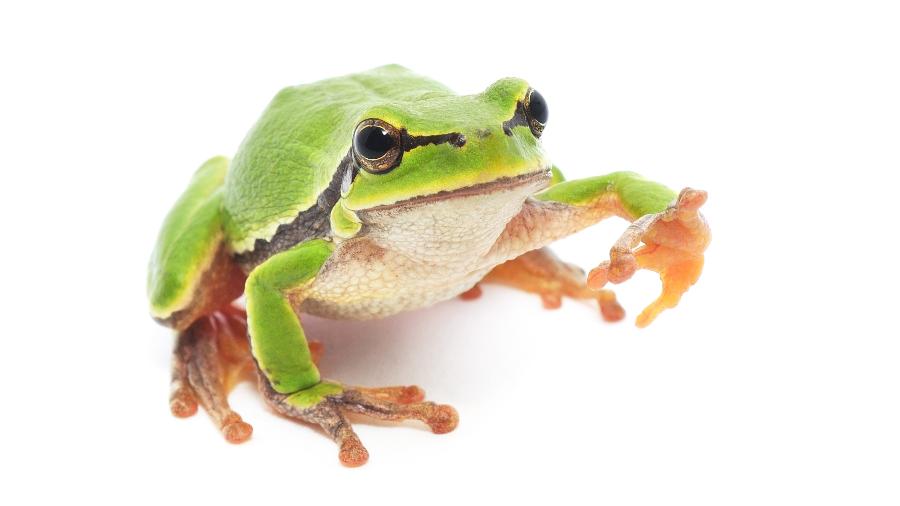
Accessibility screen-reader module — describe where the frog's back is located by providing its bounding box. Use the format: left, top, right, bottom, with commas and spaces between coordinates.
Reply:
223, 65, 454, 257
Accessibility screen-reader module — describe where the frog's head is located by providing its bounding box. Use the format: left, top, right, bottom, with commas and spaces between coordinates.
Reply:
342, 78, 549, 210
333, 77, 553, 247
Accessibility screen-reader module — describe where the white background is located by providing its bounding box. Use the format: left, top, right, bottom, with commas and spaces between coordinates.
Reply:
2, 1, 898, 504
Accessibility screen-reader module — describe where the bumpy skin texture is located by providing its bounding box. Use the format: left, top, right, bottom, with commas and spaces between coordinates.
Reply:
148, 65, 711, 466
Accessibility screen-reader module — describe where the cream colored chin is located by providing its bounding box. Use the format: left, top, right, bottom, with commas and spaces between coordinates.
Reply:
297, 174, 549, 320
359, 173, 549, 264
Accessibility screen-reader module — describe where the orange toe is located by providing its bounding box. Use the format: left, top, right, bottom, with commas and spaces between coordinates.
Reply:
223, 420, 253, 444
170, 390, 198, 418
339, 438, 370, 467
427, 405, 459, 434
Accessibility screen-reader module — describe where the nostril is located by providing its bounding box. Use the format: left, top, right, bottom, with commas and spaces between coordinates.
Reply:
475, 128, 492, 139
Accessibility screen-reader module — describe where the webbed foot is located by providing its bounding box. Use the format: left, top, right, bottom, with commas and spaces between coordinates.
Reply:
169, 305, 325, 443
587, 188, 711, 326
259, 378, 458, 467
170, 305, 254, 443
466, 247, 625, 322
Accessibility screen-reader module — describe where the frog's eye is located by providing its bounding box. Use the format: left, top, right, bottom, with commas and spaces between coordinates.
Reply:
353, 119, 403, 174
524, 88, 549, 138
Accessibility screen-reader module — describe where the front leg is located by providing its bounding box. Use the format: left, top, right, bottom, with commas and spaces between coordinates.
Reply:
585, 188, 710, 327
489, 171, 710, 327
246, 239, 457, 467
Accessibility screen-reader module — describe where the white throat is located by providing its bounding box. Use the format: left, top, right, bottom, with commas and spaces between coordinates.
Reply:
358, 176, 548, 268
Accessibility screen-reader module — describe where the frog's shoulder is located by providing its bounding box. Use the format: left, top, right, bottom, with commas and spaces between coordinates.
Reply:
229, 151, 348, 270
223, 65, 453, 257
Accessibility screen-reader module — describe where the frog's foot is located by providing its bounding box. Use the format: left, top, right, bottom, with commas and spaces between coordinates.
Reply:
259, 377, 458, 467
170, 305, 255, 443
587, 188, 710, 327
458, 284, 483, 301
472, 247, 625, 322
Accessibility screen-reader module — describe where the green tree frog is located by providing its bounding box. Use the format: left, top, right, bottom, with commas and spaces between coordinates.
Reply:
148, 65, 711, 466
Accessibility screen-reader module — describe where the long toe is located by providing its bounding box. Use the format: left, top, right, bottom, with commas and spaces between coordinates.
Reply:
222, 415, 253, 444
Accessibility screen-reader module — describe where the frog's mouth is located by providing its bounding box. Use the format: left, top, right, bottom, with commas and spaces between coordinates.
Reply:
363, 167, 552, 212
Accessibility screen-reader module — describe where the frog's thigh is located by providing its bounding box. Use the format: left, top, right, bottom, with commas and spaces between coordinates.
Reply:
244, 239, 335, 394
149, 157, 241, 332
473, 247, 625, 322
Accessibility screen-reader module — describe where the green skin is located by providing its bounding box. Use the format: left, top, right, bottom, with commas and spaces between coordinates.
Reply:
149, 64, 696, 411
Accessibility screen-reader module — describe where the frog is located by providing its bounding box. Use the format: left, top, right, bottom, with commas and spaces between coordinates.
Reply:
148, 64, 711, 467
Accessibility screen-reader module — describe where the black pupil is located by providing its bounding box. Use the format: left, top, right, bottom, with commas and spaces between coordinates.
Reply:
354, 126, 394, 159
528, 90, 549, 124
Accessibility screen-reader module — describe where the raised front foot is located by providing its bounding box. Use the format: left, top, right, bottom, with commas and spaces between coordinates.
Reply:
259, 377, 458, 467
466, 247, 626, 322
587, 188, 711, 327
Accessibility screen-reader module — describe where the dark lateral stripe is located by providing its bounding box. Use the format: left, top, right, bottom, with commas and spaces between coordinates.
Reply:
502, 101, 529, 135
234, 152, 351, 270
235, 128, 467, 268
401, 130, 466, 150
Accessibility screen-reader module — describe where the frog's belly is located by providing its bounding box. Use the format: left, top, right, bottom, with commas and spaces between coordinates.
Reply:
297, 238, 495, 320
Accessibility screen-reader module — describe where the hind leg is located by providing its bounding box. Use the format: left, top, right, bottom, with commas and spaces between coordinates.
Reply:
169, 305, 254, 443
462, 247, 626, 322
